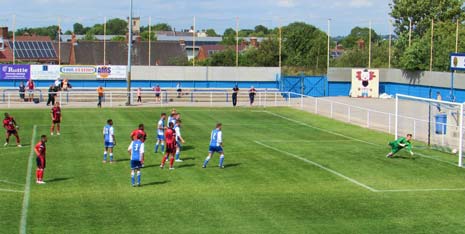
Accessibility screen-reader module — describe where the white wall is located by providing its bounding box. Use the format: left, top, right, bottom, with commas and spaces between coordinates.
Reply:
131, 66, 280, 81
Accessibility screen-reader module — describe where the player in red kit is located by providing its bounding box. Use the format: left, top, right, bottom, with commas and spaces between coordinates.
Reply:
34, 135, 47, 184
50, 102, 62, 136
130, 124, 147, 166
3, 113, 21, 147
130, 124, 147, 142
160, 122, 176, 170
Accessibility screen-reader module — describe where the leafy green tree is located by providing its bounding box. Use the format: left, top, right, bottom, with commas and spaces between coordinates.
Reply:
205, 29, 218, 37
82, 31, 97, 41
282, 22, 327, 69
73, 23, 85, 34
106, 18, 128, 35
153, 23, 172, 31
254, 25, 269, 35
339, 27, 380, 49
141, 31, 156, 41
222, 28, 236, 45
110, 36, 126, 42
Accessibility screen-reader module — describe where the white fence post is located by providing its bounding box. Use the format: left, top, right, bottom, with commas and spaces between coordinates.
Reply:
330, 102, 333, 118
348, 106, 351, 122
287, 92, 291, 107
388, 113, 391, 133
315, 99, 318, 114
300, 94, 304, 109
7, 93, 10, 108
275, 92, 277, 106
259, 92, 262, 106
110, 92, 113, 107
210, 92, 213, 107
367, 111, 370, 128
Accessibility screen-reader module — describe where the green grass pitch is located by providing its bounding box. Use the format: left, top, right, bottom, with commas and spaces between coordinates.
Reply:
2, 107, 465, 234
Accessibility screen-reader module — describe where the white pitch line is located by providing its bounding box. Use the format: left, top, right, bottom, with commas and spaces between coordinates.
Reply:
261, 139, 355, 143
0, 188, 24, 193
0, 179, 24, 186
263, 111, 457, 167
380, 188, 465, 192
19, 125, 36, 234
255, 140, 379, 192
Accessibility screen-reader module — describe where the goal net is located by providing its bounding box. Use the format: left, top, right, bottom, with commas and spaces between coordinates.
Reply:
395, 94, 464, 167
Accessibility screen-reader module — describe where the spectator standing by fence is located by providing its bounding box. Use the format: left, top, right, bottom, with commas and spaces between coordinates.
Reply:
154, 85, 161, 103
26, 79, 35, 102
19, 82, 25, 101
97, 86, 104, 108
176, 82, 182, 98
47, 85, 57, 106
249, 86, 256, 106
436, 92, 442, 112
232, 85, 239, 107
137, 88, 142, 103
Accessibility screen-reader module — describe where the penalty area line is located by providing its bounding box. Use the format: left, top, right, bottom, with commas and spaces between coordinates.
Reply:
0, 179, 24, 186
19, 125, 37, 234
254, 140, 379, 193
263, 111, 457, 167
0, 188, 24, 193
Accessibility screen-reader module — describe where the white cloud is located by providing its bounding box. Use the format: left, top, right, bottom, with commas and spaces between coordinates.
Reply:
276, 0, 296, 7
348, 0, 374, 8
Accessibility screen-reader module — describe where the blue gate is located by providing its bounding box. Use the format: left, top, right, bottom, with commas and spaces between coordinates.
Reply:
280, 75, 327, 97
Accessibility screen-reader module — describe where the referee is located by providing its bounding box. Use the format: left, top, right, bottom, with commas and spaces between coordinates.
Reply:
232, 84, 239, 107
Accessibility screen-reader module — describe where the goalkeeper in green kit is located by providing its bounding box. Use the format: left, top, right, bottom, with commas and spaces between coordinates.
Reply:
386, 134, 413, 158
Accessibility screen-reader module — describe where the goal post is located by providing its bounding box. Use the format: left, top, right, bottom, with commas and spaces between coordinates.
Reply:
395, 94, 464, 167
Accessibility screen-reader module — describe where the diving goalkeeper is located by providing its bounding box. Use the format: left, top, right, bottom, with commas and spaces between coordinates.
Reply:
386, 134, 413, 158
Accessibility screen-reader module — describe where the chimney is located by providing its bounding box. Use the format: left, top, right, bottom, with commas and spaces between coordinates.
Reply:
250, 37, 258, 47
0, 27, 8, 39
69, 33, 77, 64
125, 33, 129, 43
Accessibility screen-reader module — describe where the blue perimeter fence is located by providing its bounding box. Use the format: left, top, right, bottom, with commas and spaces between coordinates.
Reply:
1, 76, 465, 103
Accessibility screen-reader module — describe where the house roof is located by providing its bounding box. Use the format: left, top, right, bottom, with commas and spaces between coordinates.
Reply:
68, 41, 186, 65
53, 42, 71, 64
15, 35, 52, 42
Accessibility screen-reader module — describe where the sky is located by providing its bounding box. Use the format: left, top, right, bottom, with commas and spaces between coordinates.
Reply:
0, 0, 393, 36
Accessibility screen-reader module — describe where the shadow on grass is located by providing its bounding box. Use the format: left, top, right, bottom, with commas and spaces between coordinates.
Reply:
143, 164, 161, 169
392, 156, 415, 160
46, 177, 72, 183
115, 158, 130, 162
180, 157, 196, 161
177, 164, 195, 169
182, 145, 195, 151
224, 163, 241, 168
142, 180, 169, 187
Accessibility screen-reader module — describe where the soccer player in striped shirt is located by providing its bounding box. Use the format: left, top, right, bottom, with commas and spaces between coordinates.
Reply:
3, 113, 21, 147
203, 123, 225, 169
103, 119, 116, 163
160, 122, 176, 170
154, 113, 166, 153
50, 102, 62, 136
128, 134, 144, 187
35, 135, 47, 184
174, 119, 185, 162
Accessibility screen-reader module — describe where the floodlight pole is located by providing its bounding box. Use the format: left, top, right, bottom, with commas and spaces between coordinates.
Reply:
126, 0, 133, 106
12, 14, 16, 64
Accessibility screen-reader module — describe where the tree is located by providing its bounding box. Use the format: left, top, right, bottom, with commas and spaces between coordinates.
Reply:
339, 27, 380, 49
141, 31, 156, 41
282, 22, 327, 69
16, 26, 60, 40
82, 31, 97, 41
106, 18, 128, 35
153, 23, 172, 31
390, 0, 465, 70
206, 29, 218, 37
110, 36, 126, 42
73, 23, 85, 34
222, 28, 236, 45
390, 0, 464, 38
254, 25, 269, 35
